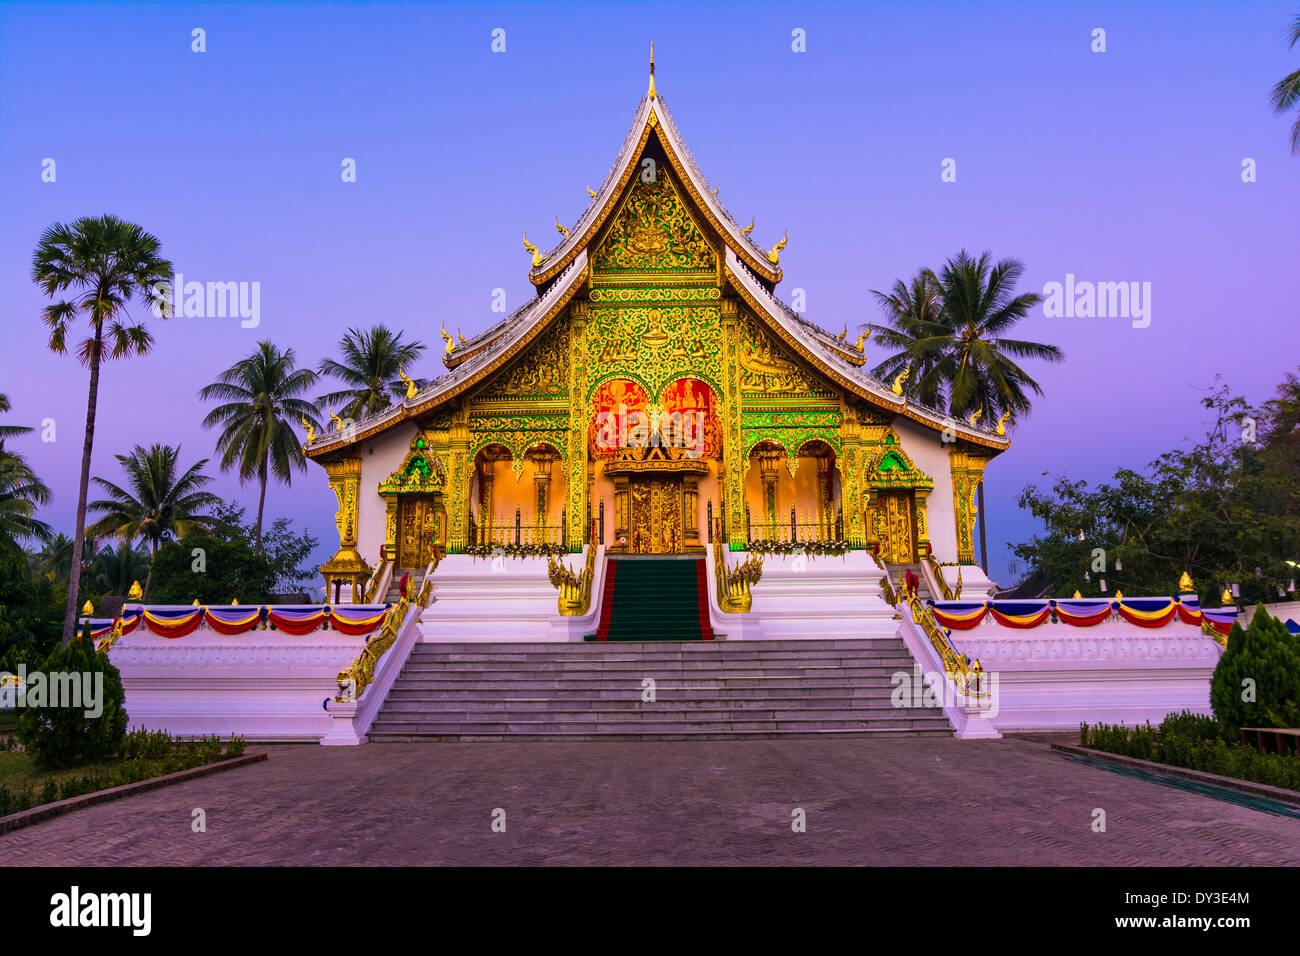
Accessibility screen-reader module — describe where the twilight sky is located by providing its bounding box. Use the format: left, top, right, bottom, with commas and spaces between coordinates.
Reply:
2, 0, 1298, 584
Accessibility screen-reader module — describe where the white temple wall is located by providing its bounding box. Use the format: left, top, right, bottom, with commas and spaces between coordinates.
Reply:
357, 422, 417, 568
893, 417, 959, 563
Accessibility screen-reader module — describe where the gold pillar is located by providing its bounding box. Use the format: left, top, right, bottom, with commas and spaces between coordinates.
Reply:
320, 456, 372, 602
446, 417, 471, 551
383, 496, 398, 561
720, 298, 746, 550
949, 448, 989, 566
566, 300, 589, 550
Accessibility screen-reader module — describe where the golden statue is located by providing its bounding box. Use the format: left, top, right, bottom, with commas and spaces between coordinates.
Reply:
741, 217, 755, 235
457, 329, 468, 345
1221, 588, 1233, 605
1114, 590, 1124, 600
398, 367, 418, 400
127, 580, 143, 601
767, 229, 788, 265
555, 216, 569, 237
995, 410, 1012, 436
1178, 571, 1194, 593
440, 325, 455, 355
854, 329, 870, 352
967, 407, 984, 427
836, 325, 848, 342
81, 599, 94, 616
1072, 589, 1082, 599
586, 184, 597, 198
523, 233, 543, 268
329, 409, 345, 432
892, 363, 911, 396
301, 414, 316, 444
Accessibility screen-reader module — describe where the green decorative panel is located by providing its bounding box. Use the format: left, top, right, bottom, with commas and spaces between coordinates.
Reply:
583, 304, 723, 400
592, 169, 717, 274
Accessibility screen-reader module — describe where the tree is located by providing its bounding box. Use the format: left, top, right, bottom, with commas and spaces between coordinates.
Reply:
315, 324, 428, 422
871, 250, 1063, 567
86, 443, 222, 600
199, 342, 320, 552
1012, 373, 1300, 603
0, 550, 59, 673
149, 529, 277, 605
0, 395, 53, 552
1268, 12, 1300, 153
15, 620, 128, 769
1211, 607, 1300, 733
84, 540, 151, 598
31, 215, 173, 643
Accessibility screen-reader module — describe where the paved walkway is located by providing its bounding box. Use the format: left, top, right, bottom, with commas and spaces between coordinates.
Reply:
2, 737, 1296, 865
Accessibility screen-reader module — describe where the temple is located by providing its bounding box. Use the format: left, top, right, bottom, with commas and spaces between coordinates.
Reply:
92, 53, 1226, 744
304, 51, 1007, 601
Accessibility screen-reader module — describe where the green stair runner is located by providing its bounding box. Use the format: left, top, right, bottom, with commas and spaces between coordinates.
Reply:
602, 559, 706, 642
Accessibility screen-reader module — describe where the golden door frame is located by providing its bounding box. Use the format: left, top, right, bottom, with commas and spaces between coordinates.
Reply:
604, 447, 708, 554
395, 494, 445, 569
874, 490, 918, 564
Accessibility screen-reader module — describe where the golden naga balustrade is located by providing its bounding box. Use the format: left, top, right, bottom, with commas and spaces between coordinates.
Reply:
546, 547, 597, 616
713, 520, 763, 613
334, 596, 410, 703
898, 573, 985, 698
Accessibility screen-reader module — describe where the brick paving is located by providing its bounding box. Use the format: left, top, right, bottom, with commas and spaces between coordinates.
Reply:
1, 737, 1296, 865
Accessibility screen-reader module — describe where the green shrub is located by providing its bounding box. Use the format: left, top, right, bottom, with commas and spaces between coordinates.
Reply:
1210, 606, 1300, 734
1158, 710, 1231, 743
15, 622, 128, 769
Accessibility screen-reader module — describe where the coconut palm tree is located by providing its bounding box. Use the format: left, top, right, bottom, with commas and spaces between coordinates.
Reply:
86, 443, 221, 599
1269, 13, 1300, 153
0, 394, 53, 553
31, 215, 173, 642
316, 324, 428, 423
869, 250, 1063, 568
85, 540, 151, 597
868, 272, 949, 409
199, 342, 320, 552
0, 451, 53, 554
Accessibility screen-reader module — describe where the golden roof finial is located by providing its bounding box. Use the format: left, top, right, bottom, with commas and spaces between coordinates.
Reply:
854, 328, 870, 352
329, 408, 344, 432
301, 414, 316, 444
767, 229, 787, 264
440, 325, 455, 355
586, 184, 597, 198
555, 216, 569, 238
892, 363, 911, 396
398, 367, 417, 400
741, 217, 755, 235
967, 406, 984, 427
523, 233, 542, 268
712, 185, 719, 196
456, 328, 467, 345
836, 324, 848, 342
648, 42, 657, 99
995, 410, 1012, 436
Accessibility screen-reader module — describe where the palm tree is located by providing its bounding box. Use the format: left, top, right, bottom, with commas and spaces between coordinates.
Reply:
36, 533, 76, 587
316, 325, 428, 422
199, 342, 320, 552
1269, 13, 1300, 153
86, 443, 221, 599
0, 394, 53, 553
85, 540, 151, 597
32, 215, 173, 643
0, 451, 53, 553
869, 272, 949, 409
870, 250, 1063, 568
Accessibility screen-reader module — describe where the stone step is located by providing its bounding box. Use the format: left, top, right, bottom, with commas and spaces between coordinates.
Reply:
408, 648, 912, 663
387, 676, 922, 691
379, 705, 942, 721
394, 663, 919, 678
387, 688, 902, 702
367, 728, 955, 742
416, 639, 900, 653
368, 715, 951, 734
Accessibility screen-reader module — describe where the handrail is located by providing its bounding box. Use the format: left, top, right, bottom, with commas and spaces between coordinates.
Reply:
546, 546, 596, 616
95, 617, 127, 654
334, 596, 410, 702
900, 573, 984, 697
712, 519, 763, 613
364, 553, 392, 604
923, 555, 954, 601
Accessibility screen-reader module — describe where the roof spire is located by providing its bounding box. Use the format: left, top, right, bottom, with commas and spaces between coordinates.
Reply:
648, 42, 656, 99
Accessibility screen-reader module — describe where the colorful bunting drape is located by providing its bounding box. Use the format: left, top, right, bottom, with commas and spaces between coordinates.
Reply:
83, 604, 393, 640
928, 596, 1236, 634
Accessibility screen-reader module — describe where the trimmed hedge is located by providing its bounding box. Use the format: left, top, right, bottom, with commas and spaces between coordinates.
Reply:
1210, 605, 1300, 733
1080, 711, 1300, 792
0, 730, 246, 817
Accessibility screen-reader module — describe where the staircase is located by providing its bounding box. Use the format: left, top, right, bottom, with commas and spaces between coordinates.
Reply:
596, 558, 712, 642
367, 639, 951, 740
385, 568, 426, 605
891, 563, 933, 603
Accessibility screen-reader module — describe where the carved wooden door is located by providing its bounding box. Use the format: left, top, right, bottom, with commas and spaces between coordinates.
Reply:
397, 496, 439, 568
878, 491, 916, 564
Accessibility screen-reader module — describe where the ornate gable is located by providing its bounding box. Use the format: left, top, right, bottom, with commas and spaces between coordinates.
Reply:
593, 166, 716, 277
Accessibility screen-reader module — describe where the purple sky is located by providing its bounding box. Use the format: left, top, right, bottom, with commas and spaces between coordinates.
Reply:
2, 1, 1298, 584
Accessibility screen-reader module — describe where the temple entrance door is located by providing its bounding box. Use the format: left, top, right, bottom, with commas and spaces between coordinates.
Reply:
628, 477, 684, 554
877, 491, 916, 564
396, 495, 441, 568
